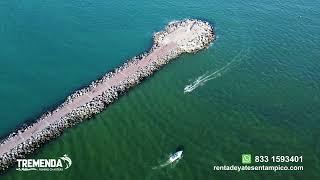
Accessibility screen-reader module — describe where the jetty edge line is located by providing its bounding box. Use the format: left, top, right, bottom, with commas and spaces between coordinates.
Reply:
0, 19, 215, 172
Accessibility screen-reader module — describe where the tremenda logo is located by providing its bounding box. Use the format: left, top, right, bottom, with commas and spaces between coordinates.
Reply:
16, 154, 72, 171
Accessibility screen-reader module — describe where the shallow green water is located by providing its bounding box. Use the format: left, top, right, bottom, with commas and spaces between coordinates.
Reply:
0, 0, 319, 179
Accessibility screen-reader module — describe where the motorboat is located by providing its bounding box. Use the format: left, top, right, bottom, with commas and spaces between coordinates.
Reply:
168, 150, 183, 163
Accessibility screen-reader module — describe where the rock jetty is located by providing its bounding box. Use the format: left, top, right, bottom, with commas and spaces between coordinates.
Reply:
0, 19, 215, 172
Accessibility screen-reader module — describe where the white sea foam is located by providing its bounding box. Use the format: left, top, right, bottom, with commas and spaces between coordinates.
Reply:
184, 49, 249, 93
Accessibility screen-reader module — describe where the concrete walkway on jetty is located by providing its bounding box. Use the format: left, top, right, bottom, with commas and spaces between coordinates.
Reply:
0, 42, 177, 157
0, 19, 215, 170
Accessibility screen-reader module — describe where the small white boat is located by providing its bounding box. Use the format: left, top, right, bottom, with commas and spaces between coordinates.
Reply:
169, 150, 183, 163
184, 85, 193, 93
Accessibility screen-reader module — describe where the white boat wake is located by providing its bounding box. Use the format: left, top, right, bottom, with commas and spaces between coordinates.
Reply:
184, 49, 249, 93
152, 151, 183, 170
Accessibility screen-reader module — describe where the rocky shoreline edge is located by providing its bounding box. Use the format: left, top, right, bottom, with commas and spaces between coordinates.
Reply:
0, 19, 215, 172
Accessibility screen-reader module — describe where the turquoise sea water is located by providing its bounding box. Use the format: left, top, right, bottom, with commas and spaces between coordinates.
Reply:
0, 0, 319, 179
